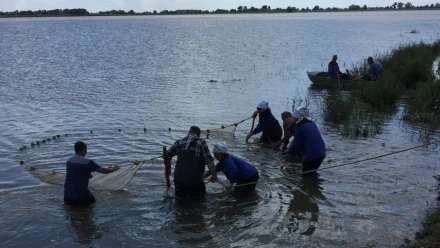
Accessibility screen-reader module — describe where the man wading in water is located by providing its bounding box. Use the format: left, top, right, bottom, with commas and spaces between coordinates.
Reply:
165, 126, 218, 198
64, 141, 120, 205
246, 101, 282, 143
278, 107, 326, 176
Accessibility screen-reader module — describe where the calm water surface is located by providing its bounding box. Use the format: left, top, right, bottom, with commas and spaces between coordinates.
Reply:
1, 11, 440, 247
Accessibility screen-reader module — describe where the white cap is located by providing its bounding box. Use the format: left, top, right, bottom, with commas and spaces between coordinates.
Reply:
213, 142, 228, 154
292, 106, 309, 120
257, 101, 269, 110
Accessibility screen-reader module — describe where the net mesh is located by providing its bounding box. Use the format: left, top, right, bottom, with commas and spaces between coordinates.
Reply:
28, 163, 143, 191
21, 117, 252, 191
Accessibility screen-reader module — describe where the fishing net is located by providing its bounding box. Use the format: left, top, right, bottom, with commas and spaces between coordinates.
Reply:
27, 162, 145, 191
19, 117, 253, 191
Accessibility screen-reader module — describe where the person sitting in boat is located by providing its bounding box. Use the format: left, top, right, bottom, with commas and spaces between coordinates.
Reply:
328, 55, 350, 80
246, 101, 282, 143
287, 107, 326, 176
204, 142, 259, 193
362, 57, 384, 81
275, 111, 302, 157
328, 55, 343, 79
64, 141, 120, 205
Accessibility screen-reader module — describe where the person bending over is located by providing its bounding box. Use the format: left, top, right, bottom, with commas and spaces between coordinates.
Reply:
205, 142, 259, 194
246, 101, 282, 143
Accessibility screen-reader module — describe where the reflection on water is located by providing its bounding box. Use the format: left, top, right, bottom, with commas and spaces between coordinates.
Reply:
288, 175, 324, 236
64, 204, 100, 245
173, 198, 211, 245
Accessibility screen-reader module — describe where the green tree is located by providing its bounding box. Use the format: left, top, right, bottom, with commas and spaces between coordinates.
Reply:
397, 2, 404, 8
404, 2, 413, 8
312, 5, 320, 11
362, 5, 368, 10
237, 6, 242, 12
153, 10, 157, 14
349, 4, 361, 10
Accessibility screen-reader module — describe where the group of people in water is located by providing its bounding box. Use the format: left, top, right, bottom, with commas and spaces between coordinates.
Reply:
328, 55, 384, 81
63, 101, 326, 204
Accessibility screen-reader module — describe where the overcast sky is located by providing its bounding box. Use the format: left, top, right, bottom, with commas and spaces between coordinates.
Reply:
0, 0, 437, 12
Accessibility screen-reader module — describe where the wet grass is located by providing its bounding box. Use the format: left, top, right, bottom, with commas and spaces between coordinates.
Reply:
322, 89, 390, 138
323, 41, 440, 138
404, 176, 440, 248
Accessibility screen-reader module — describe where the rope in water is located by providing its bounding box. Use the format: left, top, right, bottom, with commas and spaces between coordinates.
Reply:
229, 139, 440, 188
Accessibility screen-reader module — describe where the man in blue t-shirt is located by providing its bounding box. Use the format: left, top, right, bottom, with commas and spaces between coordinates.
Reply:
64, 141, 120, 205
204, 142, 259, 194
362, 57, 384, 81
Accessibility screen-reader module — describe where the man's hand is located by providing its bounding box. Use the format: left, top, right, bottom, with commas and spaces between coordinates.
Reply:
252, 110, 258, 119
246, 133, 252, 143
203, 171, 211, 178
210, 175, 218, 183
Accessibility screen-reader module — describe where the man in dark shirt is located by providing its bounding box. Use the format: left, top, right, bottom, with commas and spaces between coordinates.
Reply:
362, 57, 384, 81
328, 55, 342, 79
64, 141, 119, 205
166, 126, 218, 198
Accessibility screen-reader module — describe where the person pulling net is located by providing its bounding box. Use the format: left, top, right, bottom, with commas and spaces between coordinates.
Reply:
20, 117, 254, 193
246, 101, 282, 144
204, 142, 259, 194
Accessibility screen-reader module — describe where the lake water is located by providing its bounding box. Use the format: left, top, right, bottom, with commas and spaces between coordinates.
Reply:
1, 11, 440, 247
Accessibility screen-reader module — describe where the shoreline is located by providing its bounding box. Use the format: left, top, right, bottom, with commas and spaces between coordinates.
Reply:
1, 9, 440, 18
405, 176, 440, 247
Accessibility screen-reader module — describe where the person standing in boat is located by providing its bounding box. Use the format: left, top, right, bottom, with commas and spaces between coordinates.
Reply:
328, 55, 343, 79
246, 101, 282, 143
362, 57, 384, 81
285, 107, 326, 176
165, 126, 218, 198
204, 142, 259, 194
64, 141, 120, 205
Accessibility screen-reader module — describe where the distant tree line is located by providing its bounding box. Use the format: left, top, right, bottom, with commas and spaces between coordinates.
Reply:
1, 2, 440, 17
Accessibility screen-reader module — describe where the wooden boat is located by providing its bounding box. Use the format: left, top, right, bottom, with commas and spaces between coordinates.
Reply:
307, 71, 366, 88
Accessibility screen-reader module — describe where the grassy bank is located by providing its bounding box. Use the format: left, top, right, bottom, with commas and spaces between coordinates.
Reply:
322, 41, 440, 246
323, 40, 440, 138
405, 175, 440, 248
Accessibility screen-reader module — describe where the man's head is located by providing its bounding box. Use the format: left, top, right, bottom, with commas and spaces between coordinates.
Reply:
256, 101, 269, 114
213, 142, 228, 161
188, 126, 201, 137
74, 141, 87, 156
367, 57, 374, 65
281, 111, 294, 122
332, 55, 338, 62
